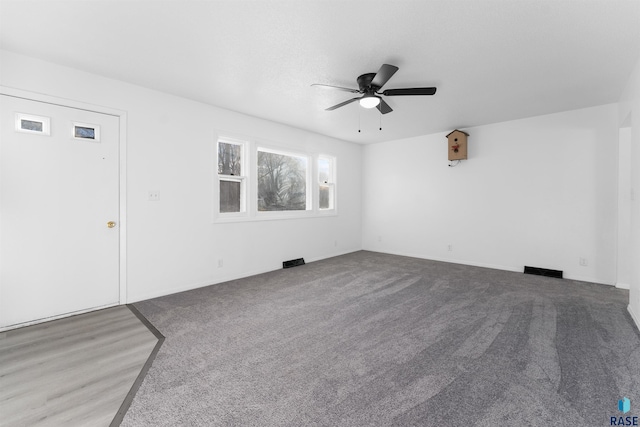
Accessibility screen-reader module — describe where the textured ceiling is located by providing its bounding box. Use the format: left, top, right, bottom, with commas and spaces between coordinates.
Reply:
1, 0, 639, 144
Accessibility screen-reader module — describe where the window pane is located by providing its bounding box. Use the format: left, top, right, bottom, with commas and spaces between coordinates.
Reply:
220, 180, 241, 213
319, 185, 332, 210
218, 142, 242, 175
319, 158, 331, 183
21, 119, 43, 132
258, 151, 307, 211
74, 126, 95, 139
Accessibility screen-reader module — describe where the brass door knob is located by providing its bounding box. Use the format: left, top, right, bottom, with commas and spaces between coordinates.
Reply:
107, 221, 116, 228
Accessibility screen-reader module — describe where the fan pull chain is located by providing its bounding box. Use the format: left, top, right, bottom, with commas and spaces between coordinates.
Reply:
358, 106, 361, 133
379, 109, 382, 131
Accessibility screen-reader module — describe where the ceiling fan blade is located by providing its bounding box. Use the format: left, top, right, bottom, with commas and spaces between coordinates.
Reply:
325, 97, 360, 111
371, 64, 399, 89
382, 87, 437, 96
377, 98, 393, 114
311, 83, 360, 94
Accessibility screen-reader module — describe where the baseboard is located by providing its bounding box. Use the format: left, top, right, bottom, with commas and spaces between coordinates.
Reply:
362, 248, 522, 274
562, 274, 613, 286
362, 248, 613, 286
629, 305, 640, 332
616, 282, 631, 290
128, 270, 275, 303
0, 302, 119, 332
128, 248, 362, 304
305, 248, 361, 264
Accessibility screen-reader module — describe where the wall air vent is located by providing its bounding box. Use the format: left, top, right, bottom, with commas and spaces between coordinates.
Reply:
524, 266, 563, 279
283, 258, 305, 269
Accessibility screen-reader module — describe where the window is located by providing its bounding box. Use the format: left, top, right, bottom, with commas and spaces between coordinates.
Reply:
22, 119, 43, 132
318, 156, 336, 210
214, 136, 336, 222
73, 122, 100, 141
217, 140, 246, 214
257, 148, 309, 212
15, 113, 50, 135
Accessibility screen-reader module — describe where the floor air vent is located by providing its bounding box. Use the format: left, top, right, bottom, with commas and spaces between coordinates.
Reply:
524, 266, 563, 279
283, 258, 305, 269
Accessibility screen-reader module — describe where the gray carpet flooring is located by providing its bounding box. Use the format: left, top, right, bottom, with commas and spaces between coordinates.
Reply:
122, 251, 640, 426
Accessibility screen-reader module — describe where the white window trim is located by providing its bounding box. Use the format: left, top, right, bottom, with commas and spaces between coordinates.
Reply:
72, 121, 101, 142
213, 133, 337, 223
215, 137, 249, 220
317, 155, 337, 214
15, 112, 51, 135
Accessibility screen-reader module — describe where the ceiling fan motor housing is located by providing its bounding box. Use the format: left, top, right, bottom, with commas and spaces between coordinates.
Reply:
315, 64, 436, 114
357, 73, 379, 92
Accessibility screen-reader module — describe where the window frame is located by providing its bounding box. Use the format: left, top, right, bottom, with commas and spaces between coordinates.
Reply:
216, 137, 249, 219
72, 121, 101, 142
15, 112, 51, 136
213, 134, 337, 223
317, 155, 337, 213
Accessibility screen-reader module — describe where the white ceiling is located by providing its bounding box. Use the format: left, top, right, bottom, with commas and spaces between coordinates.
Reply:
1, 0, 639, 144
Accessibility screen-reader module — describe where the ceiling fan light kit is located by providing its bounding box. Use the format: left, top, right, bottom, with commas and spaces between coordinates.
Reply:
359, 94, 381, 109
312, 63, 437, 116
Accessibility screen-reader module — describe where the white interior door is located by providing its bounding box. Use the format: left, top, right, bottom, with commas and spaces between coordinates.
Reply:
0, 95, 120, 328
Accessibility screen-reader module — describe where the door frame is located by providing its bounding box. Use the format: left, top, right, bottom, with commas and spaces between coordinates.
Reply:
0, 85, 128, 312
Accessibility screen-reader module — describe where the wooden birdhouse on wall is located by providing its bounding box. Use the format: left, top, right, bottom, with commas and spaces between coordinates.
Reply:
446, 130, 468, 161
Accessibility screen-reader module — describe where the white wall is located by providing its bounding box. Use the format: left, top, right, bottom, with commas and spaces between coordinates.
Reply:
617, 126, 632, 289
2, 48, 637, 332
362, 104, 619, 285
618, 50, 640, 330
0, 50, 362, 303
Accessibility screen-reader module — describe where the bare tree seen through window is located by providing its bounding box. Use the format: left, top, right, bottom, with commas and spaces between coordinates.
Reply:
258, 151, 307, 211
218, 142, 243, 213
218, 142, 242, 175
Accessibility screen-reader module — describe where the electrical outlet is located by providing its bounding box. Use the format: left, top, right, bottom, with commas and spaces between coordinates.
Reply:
579, 257, 588, 267
377, 236, 382, 242
217, 259, 223, 268
148, 191, 160, 201
334, 240, 338, 247
448, 244, 453, 252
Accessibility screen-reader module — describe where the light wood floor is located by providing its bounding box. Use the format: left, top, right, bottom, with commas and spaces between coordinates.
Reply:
0, 306, 161, 427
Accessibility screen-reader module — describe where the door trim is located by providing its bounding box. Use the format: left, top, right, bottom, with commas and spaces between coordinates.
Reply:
0, 85, 128, 308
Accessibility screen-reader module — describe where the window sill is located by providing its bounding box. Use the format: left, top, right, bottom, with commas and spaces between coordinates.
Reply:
214, 209, 337, 224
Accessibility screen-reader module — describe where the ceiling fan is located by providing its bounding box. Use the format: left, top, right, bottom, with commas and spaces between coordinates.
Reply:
312, 64, 437, 114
